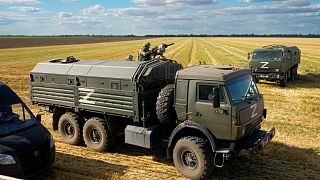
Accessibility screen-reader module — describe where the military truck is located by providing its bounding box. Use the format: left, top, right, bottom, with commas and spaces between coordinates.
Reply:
30, 57, 275, 179
249, 45, 300, 87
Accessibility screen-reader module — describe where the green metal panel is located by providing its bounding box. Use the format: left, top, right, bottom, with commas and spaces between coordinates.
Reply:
188, 80, 232, 140
175, 80, 189, 121
30, 83, 76, 107
177, 65, 251, 82
30, 59, 181, 122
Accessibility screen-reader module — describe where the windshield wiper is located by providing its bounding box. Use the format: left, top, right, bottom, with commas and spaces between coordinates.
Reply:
240, 95, 252, 103
232, 96, 251, 103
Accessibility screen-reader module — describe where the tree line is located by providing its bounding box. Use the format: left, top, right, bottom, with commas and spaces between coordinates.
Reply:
0, 34, 319, 38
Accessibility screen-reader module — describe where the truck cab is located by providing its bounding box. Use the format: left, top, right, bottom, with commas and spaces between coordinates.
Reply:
175, 65, 265, 140
249, 45, 300, 87
166, 65, 275, 179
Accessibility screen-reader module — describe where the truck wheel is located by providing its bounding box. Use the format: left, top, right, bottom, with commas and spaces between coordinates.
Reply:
83, 117, 112, 152
280, 72, 288, 87
293, 66, 298, 80
173, 136, 214, 180
289, 68, 295, 81
58, 112, 83, 145
156, 84, 177, 125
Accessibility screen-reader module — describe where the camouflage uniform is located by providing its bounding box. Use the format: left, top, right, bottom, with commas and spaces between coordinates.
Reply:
138, 42, 152, 61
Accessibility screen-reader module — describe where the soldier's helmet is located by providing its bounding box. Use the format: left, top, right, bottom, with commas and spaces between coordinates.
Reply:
143, 42, 151, 49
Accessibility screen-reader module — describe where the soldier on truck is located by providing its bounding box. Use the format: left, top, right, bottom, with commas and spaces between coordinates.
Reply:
138, 42, 152, 61
138, 42, 175, 61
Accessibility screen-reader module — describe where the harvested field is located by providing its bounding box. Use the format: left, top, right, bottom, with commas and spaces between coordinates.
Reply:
0, 37, 319, 179
0, 37, 147, 49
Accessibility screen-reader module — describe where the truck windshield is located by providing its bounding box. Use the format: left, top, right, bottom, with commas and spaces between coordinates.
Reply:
0, 103, 36, 135
252, 51, 282, 61
227, 75, 259, 103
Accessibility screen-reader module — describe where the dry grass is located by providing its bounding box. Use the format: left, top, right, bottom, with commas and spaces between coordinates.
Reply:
0, 37, 319, 179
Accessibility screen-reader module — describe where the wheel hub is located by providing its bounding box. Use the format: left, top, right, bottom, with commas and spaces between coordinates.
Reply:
64, 122, 74, 137
181, 149, 198, 170
89, 127, 101, 144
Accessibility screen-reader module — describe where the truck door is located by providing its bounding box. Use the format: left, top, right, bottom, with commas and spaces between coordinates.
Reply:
188, 81, 232, 139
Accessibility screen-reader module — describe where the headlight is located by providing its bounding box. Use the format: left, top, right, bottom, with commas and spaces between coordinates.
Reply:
0, 154, 16, 165
49, 135, 55, 148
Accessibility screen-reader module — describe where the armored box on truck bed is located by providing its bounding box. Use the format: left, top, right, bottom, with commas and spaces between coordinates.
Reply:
30, 59, 182, 123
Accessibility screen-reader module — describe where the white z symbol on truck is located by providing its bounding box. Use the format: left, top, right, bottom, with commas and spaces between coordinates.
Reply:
260, 62, 269, 69
79, 88, 95, 104
250, 103, 258, 118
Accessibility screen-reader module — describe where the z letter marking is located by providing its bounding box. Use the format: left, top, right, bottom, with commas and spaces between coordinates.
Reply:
260, 62, 269, 69
79, 88, 95, 104
250, 103, 258, 118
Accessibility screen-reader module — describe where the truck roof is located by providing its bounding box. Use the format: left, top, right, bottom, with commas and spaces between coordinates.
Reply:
176, 65, 251, 81
31, 60, 146, 80
31, 59, 182, 82
254, 44, 300, 52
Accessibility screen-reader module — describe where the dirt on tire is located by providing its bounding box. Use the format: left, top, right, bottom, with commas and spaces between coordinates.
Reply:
173, 136, 214, 180
83, 117, 113, 152
58, 112, 83, 145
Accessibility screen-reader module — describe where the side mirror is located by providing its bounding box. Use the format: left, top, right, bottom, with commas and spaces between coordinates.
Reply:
36, 114, 42, 123
212, 87, 220, 108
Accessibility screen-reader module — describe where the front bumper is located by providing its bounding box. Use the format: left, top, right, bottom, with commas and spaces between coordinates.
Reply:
239, 127, 276, 156
252, 73, 283, 80
0, 144, 55, 179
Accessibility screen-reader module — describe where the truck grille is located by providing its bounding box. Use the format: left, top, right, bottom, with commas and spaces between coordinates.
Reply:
256, 68, 277, 73
16, 142, 50, 176
244, 118, 262, 136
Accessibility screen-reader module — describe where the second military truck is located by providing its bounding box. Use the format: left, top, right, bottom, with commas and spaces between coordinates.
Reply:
30, 58, 275, 179
249, 45, 300, 87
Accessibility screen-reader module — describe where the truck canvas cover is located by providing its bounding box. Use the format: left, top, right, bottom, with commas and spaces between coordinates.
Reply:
30, 59, 181, 122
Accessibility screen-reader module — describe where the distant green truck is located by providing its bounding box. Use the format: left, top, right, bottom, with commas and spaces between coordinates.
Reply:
249, 45, 300, 87
30, 58, 275, 179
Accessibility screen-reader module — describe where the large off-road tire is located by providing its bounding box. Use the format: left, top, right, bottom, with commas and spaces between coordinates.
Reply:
83, 117, 113, 152
58, 112, 83, 145
280, 72, 288, 87
173, 136, 214, 180
156, 84, 177, 125
289, 67, 297, 81
292, 66, 298, 81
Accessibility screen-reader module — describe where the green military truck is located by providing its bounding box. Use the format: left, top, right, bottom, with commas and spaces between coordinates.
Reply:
249, 45, 300, 87
30, 58, 275, 179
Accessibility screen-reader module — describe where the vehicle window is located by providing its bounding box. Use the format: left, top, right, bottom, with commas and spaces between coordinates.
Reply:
0, 103, 36, 135
227, 75, 259, 104
252, 51, 282, 61
111, 82, 119, 90
198, 85, 226, 103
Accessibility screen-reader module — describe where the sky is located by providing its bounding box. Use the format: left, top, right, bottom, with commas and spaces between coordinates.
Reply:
0, 0, 319, 35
